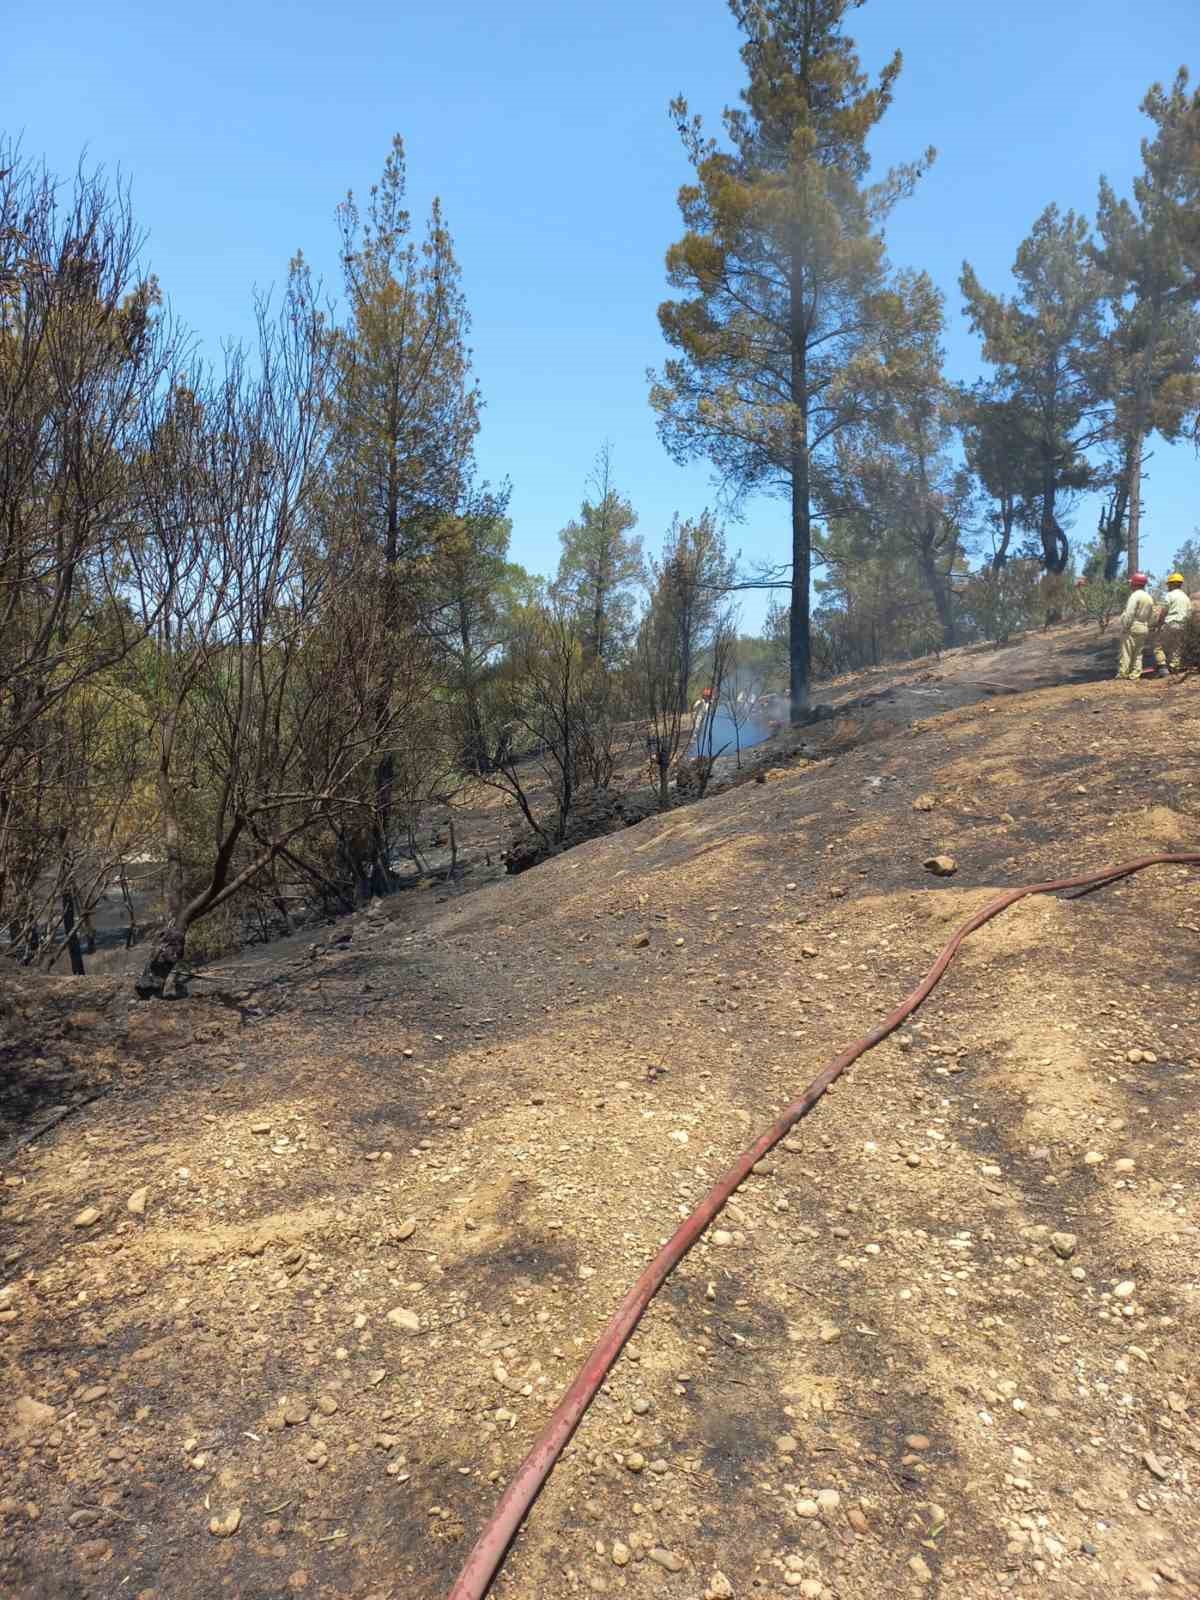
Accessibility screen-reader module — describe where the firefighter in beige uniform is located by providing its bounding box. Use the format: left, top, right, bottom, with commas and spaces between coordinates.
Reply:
1153, 573, 1193, 674
1116, 572, 1156, 679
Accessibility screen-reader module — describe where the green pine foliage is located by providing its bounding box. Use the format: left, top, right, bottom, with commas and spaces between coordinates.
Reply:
651, 0, 934, 716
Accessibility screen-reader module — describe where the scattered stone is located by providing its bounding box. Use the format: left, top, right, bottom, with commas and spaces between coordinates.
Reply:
250, 1122, 272, 1135
14, 1397, 55, 1435
631, 1398, 651, 1416
632, 933, 650, 949
905, 1434, 931, 1452
1083, 1151, 1105, 1166
78, 1539, 112, 1565
394, 1218, 417, 1242
1142, 1450, 1168, 1481
73, 1207, 101, 1228
799, 1584, 824, 1600
647, 1548, 685, 1573
1114, 1158, 1136, 1174
711, 1229, 733, 1247
1050, 1232, 1078, 1260
818, 1324, 841, 1344
611, 1542, 631, 1567
923, 855, 957, 877
708, 1574, 734, 1599
315, 1394, 338, 1416
1113, 1280, 1136, 1300
801, 946, 818, 959
1000, 812, 1015, 825
906, 1153, 922, 1168
625, 1452, 646, 1473
912, 794, 937, 812
795, 1498, 820, 1519
283, 1403, 309, 1426
847, 1506, 869, 1535
776, 1435, 798, 1455
908, 1554, 932, 1583
816, 1489, 841, 1513
209, 1508, 241, 1538
386, 1307, 421, 1333
126, 1187, 149, 1216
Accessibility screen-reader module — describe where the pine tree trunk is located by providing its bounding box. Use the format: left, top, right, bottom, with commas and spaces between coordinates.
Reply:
788, 266, 811, 722
920, 545, 958, 649
62, 888, 85, 976
136, 920, 187, 999
1127, 432, 1143, 576
138, 734, 188, 997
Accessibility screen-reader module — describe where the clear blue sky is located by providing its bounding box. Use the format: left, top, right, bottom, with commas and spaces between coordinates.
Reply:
9, 0, 1199, 627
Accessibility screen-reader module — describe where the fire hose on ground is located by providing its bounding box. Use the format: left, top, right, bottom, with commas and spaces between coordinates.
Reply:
447, 851, 1200, 1600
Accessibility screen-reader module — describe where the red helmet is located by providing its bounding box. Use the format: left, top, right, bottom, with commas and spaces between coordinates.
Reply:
1130, 572, 1148, 588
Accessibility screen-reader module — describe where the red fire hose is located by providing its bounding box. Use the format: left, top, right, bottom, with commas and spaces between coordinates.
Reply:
447, 851, 1200, 1600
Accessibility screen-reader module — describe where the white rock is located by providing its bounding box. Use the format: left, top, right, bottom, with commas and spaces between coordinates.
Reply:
386, 1307, 420, 1333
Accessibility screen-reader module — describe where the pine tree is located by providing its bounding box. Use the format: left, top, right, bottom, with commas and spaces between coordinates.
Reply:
960, 383, 1039, 571
961, 206, 1106, 576
651, 0, 933, 717
649, 511, 735, 715
331, 136, 479, 563
1093, 70, 1200, 572
327, 136, 480, 888
551, 445, 644, 668
833, 272, 972, 649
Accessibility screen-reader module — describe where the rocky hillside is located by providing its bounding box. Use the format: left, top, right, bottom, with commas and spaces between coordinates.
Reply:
1, 639, 1198, 1600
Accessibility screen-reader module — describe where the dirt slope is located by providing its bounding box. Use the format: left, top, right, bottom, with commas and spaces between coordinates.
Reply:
2, 651, 1199, 1600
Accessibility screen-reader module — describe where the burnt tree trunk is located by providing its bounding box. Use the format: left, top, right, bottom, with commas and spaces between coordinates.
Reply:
788, 258, 811, 722
61, 888, 85, 976
1127, 432, 1144, 576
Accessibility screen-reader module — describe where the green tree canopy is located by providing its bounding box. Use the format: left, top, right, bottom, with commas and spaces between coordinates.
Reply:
551, 445, 644, 668
651, 0, 934, 716
1092, 68, 1200, 573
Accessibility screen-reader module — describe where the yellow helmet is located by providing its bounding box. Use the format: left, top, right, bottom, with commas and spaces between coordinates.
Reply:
1167, 572, 1185, 585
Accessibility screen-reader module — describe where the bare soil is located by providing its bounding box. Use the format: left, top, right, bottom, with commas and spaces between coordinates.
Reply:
2, 625, 1198, 1600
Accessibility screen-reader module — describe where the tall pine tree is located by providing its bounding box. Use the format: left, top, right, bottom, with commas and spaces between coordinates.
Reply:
328, 136, 480, 888
1093, 70, 1200, 573
961, 207, 1106, 576
651, 0, 933, 717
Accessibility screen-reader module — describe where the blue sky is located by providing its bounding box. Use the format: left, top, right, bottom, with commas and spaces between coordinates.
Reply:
9, 0, 1199, 627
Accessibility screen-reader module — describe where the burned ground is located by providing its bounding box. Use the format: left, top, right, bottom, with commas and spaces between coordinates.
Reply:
1, 631, 1198, 1600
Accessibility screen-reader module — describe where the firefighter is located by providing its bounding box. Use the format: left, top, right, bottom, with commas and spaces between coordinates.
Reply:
1116, 572, 1156, 680
1153, 573, 1193, 675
